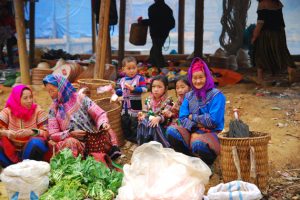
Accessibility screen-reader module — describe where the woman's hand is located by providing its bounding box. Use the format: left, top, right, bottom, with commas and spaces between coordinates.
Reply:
149, 116, 160, 127
188, 114, 193, 120
70, 130, 86, 140
101, 123, 111, 131
15, 129, 34, 138
1, 130, 17, 139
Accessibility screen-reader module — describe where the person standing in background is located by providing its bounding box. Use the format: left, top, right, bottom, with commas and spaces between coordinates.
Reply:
251, 0, 296, 85
139, 0, 175, 69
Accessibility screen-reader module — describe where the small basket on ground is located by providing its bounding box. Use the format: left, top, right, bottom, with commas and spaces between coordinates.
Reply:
95, 98, 124, 146
218, 131, 271, 190
77, 79, 116, 100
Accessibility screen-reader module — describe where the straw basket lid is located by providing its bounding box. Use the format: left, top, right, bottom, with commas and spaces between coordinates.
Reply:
37, 62, 50, 69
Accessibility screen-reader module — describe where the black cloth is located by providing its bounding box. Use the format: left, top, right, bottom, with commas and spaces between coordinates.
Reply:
121, 114, 138, 143
93, 0, 118, 25
257, 8, 285, 31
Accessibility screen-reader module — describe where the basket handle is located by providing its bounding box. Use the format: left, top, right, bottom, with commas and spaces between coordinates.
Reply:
232, 146, 242, 180
233, 108, 239, 120
250, 146, 257, 179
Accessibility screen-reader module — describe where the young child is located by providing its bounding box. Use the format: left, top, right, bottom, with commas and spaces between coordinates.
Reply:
137, 75, 173, 147
116, 56, 147, 142
162, 77, 191, 122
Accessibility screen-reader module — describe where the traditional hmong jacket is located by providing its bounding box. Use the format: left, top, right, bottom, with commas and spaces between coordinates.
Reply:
48, 93, 118, 145
179, 88, 226, 133
144, 95, 173, 126
116, 74, 147, 116
0, 106, 48, 138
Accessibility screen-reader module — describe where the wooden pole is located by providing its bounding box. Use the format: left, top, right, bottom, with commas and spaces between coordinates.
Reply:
106, 30, 111, 64
94, 0, 111, 79
118, 0, 126, 68
178, 0, 185, 54
14, 0, 30, 84
91, 0, 96, 53
194, 0, 204, 58
29, 0, 35, 67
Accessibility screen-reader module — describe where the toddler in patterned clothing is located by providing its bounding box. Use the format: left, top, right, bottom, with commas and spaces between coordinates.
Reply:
116, 56, 147, 142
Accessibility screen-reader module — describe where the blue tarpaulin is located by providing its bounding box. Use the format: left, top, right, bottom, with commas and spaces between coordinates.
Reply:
26, 0, 92, 39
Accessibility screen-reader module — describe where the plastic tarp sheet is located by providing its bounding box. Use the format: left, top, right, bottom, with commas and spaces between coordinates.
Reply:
25, 0, 92, 39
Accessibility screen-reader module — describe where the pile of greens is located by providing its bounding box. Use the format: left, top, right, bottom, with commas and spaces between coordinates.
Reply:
40, 149, 123, 200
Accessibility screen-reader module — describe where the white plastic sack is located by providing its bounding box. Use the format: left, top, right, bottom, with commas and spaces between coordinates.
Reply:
205, 180, 262, 200
116, 142, 212, 200
0, 160, 50, 200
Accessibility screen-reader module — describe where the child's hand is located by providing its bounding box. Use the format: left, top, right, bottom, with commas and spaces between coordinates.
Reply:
162, 110, 173, 118
188, 114, 193, 120
125, 83, 135, 91
137, 112, 145, 121
149, 116, 160, 127
172, 102, 180, 112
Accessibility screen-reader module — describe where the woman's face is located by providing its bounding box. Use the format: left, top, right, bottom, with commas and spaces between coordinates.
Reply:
151, 80, 166, 99
176, 80, 190, 98
192, 71, 206, 89
45, 84, 58, 100
21, 89, 33, 109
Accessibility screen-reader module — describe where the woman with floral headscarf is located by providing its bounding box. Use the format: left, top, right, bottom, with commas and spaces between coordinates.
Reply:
165, 58, 226, 165
43, 74, 121, 159
0, 84, 49, 167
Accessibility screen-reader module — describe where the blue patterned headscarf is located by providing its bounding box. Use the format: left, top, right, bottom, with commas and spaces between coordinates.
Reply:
188, 57, 215, 99
43, 74, 76, 118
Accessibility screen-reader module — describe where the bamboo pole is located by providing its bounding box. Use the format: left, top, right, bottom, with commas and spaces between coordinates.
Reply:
194, 0, 204, 58
106, 30, 111, 64
94, 0, 111, 79
91, 0, 96, 53
29, 0, 35, 67
178, 0, 185, 54
118, 0, 126, 68
14, 0, 30, 84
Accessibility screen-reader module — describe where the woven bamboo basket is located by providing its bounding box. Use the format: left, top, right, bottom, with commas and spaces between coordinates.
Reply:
77, 79, 116, 100
218, 132, 271, 190
95, 98, 124, 146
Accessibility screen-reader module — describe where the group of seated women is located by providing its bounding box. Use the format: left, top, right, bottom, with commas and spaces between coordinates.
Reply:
0, 57, 225, 168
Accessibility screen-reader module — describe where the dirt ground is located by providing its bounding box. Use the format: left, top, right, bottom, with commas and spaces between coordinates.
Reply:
0, 73, 299, 199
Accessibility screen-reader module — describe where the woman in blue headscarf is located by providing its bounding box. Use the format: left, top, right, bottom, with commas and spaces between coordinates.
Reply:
165, 57, 226, 165
43, 74, 121, 159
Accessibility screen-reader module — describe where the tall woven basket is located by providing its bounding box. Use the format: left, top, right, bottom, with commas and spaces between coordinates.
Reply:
77, 79, 116, 100
218, 132, 271, 190
95, 98, 124, 147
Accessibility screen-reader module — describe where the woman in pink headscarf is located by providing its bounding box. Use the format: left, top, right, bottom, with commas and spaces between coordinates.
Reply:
165, 57, 226, 166
0, 84, 49, 167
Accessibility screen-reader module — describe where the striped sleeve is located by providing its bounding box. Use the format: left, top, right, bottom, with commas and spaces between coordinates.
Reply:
133, 75, 148, 93
36, 107, 49, 138
0, 108, 9, 128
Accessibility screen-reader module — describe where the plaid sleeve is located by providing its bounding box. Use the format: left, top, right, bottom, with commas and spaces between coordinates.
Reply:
48, 108, 70, 142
